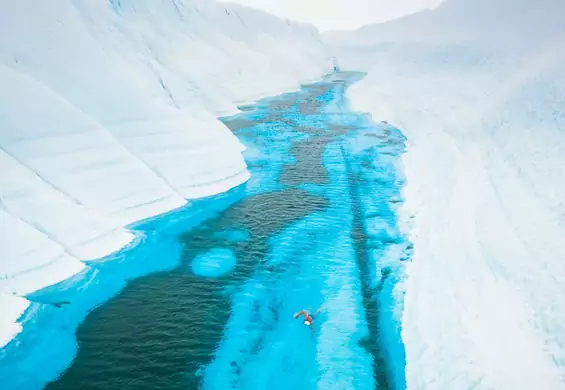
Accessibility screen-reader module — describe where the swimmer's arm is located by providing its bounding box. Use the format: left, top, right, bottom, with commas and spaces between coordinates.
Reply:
293, 310, 308, 319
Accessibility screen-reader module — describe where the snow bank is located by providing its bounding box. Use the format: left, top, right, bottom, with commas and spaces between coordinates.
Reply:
0, 0, 329, 347
0, 294, 29, 348
329, 0, 565, 388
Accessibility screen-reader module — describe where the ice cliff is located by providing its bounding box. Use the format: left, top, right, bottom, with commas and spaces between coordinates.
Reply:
0, 0, 329, 347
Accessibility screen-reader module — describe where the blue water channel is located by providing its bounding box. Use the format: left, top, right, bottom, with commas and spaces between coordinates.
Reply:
0, 72, 410, 389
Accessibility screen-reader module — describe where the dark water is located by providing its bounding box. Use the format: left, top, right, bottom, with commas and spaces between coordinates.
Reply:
46, 190, 326, 390
10, 73, 409, 390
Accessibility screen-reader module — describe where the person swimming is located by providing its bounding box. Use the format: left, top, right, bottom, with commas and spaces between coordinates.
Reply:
293, 307, 323, 331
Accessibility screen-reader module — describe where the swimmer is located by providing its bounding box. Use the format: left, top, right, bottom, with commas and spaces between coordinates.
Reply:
293, 307, 323, 332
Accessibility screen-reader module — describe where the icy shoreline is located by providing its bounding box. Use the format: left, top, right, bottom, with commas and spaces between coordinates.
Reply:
0, 0, 330, 349
333, 0, 565, 386
0, 190, 246, 389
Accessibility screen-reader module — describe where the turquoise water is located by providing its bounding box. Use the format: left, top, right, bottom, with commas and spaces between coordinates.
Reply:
0, 73, 410, 389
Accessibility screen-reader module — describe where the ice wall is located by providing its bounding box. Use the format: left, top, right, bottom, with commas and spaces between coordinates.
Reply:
329, 0, 565, 388
0, 0, 329, 347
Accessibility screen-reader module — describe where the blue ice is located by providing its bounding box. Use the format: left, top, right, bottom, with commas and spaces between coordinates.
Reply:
213, 229, 250, 243
191, 248, 237, 278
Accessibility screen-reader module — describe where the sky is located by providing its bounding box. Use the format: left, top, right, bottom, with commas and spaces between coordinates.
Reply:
224, 0, 445, 31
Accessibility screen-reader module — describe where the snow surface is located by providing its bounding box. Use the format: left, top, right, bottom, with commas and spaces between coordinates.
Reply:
0, 0, 329, 347
329, 0, 565, 388
0, 294, 29, 348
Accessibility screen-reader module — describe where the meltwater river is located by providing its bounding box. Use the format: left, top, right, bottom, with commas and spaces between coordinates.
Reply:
1, 72, 410, 390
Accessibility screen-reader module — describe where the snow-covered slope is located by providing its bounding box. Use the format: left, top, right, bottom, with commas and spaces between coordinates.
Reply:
329, 0, 565, 388
0, 0, 329, 347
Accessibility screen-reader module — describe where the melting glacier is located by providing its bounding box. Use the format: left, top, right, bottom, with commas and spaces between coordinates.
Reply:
0, 73, 410, 389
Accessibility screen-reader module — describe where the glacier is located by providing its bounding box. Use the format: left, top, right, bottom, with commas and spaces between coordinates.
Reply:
0, 0, 329, 348
3, 0, 565, 387
328, 0, 565, 388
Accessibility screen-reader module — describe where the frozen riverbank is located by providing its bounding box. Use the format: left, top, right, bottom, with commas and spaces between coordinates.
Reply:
329, 0, 565, 387
1, 74, 410, 389
0, 0, 330, 348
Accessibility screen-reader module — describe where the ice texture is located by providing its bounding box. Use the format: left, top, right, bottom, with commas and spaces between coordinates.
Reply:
329, 0, 565, 388
0, 0, 329, 347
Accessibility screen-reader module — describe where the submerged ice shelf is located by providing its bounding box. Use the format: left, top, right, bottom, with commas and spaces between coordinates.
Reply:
1, 73, 410, 390
192, 248, 238, 278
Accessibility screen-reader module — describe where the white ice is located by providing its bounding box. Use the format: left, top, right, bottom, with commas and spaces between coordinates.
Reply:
0, 0, 329, 347
0, 294, 29, 348
329, 0, 565, 388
